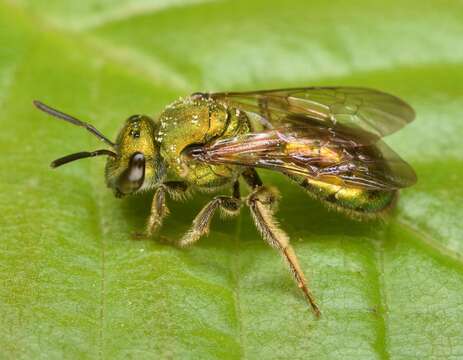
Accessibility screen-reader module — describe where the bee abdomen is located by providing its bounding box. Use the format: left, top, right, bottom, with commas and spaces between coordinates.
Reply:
289, 175, 397, 219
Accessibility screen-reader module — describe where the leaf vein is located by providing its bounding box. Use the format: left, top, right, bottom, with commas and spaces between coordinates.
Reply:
397, 219, 463, 268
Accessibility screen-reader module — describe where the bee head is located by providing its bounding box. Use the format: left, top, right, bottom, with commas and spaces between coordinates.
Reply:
105, 114, 164, 197
34, 101, 165, 198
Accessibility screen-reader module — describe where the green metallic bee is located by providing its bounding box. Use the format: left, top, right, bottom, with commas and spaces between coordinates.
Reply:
34, 87, 416, 317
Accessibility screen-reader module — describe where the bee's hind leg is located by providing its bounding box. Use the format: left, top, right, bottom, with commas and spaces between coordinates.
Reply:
243, 168, 321, 317
179, 181, 241, 247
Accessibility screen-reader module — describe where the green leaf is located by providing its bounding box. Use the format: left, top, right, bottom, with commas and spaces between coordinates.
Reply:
1, 0, 463, 358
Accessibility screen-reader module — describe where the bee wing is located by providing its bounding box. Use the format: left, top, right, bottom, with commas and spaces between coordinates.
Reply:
187, 127, 417, 190
211, 87, 415, 144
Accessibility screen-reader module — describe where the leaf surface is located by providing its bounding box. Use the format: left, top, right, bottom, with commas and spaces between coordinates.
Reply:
1, 1, 463, 358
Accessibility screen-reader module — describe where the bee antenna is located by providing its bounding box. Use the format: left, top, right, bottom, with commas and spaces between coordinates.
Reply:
33, 100, 116, 148
51, 149, 117, 168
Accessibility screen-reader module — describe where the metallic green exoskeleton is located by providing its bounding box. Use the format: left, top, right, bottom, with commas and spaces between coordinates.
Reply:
34, 87, 416, 317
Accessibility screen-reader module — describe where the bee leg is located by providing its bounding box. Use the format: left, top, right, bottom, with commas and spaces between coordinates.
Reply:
136, 181, 188, 239
243, 169, 321, 317
179, 181, 241, 247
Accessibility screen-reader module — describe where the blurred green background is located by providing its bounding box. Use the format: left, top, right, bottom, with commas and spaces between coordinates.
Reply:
1, 0, 463, 359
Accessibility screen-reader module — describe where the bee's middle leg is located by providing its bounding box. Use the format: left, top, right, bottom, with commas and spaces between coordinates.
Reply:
179, 181, 241, 247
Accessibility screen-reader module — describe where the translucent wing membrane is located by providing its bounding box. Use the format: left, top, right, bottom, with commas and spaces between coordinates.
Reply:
188, 127, 416, 190
211, 87, 415, 143
191, 87, 417, 190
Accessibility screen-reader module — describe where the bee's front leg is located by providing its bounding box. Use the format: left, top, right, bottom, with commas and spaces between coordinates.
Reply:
179, 181, 241, 247
134, 181, 188, 239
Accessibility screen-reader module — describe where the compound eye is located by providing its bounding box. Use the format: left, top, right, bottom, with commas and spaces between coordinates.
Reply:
127, 152, 145, 182
117, 152, 145, 194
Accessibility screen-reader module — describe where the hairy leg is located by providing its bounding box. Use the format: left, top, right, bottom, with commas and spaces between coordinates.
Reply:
138, 181, 188, 238
243, 169, 320, 317
179, 181, 241, 247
